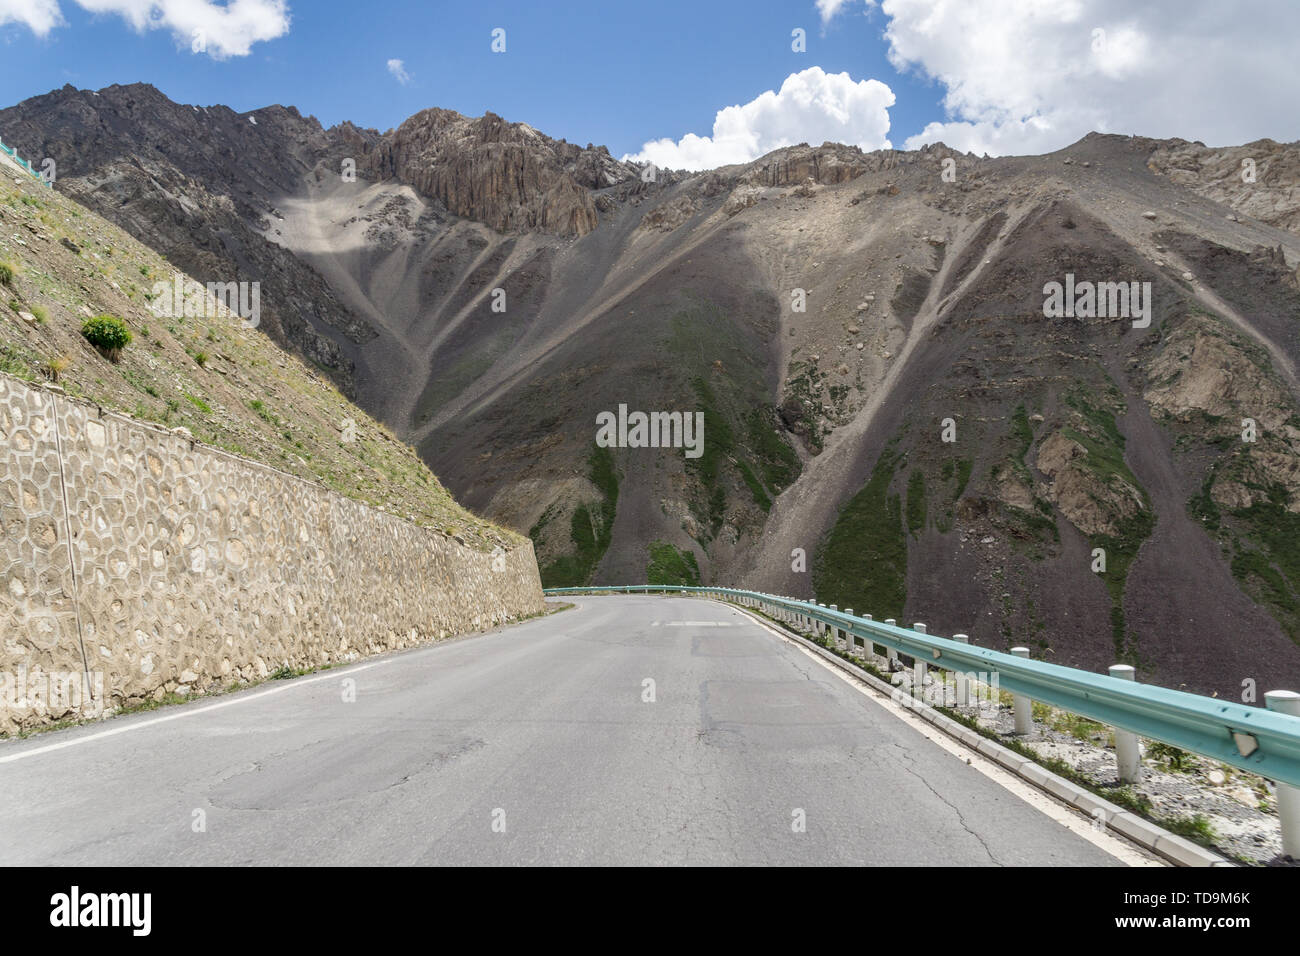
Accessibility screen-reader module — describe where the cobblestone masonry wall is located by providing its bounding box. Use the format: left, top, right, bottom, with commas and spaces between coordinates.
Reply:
0, 374, 545, 732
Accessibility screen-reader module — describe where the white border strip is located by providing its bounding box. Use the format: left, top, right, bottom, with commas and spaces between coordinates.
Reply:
723, 599, 1232, 868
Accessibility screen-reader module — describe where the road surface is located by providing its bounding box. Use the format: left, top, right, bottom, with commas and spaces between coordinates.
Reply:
0, 595, 1150, 865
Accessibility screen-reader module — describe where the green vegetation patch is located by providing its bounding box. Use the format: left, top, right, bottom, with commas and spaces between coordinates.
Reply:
689, 374, 796, 528
814, 446, 907, 620
745, 405, 800, 493
1063, 393, 1153, 659
905, 469, 926, 535
81, 314, 132, 360
646, 541, 701, 586
536, 444, 620, 588
662, 300, 801, 531
1228, 485, 1300, 642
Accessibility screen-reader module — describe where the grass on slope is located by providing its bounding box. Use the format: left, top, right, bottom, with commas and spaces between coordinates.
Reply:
534, 444, 620, 587
814, 446, 907, 620
0, 170, 515, 551
646, 541, 701, 586
1062, 391, 1155, 659
1229, 486, 1300, 642
666, 302, 801, 531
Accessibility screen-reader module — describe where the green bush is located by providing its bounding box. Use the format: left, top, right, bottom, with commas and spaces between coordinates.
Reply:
81, 314, 133, 360
0, 262, 14, 287
646, 541, 701, 586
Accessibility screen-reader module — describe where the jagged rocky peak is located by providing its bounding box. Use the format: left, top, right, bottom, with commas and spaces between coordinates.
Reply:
738, 141, 902, 188
363, 108, 636, 237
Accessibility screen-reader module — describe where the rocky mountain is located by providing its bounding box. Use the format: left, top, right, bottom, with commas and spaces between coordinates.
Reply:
366, 108, 637, 236
5, 82, 1300, 697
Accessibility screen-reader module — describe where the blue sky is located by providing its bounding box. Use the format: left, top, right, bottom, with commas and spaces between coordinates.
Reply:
0, 1, 935, 156
3, 1, 1299, 168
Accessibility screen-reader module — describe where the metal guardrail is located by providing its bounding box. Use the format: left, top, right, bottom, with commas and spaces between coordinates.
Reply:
545, 586, 1300, 795
0, 136, 52, 187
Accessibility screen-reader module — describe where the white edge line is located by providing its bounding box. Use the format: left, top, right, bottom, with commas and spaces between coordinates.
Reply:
1, 594, 570, 764
727, 602, 1165, 868
0, 659, 390, 765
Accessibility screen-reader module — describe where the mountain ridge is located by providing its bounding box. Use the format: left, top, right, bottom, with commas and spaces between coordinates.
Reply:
5, 81, 1300, 695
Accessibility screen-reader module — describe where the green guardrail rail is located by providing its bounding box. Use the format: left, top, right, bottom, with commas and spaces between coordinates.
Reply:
0, 136, 53, 187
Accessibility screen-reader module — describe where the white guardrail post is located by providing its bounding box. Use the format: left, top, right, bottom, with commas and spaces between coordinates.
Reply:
829, 605, 838, 645
861, 613, 877, 662
913, 623, 927, 691
953, 634, 970, 707
1266, 690, 1300, 858
885, 620, 898, 670
1011, 647, 1033, 734
844, 610, 855, 655
1109, 665, 1142, 783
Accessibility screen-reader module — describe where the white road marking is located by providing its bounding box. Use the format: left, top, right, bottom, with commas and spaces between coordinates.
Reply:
734, 607, 1163, 867
0, 601, 570, 764
0, 659, 391, 765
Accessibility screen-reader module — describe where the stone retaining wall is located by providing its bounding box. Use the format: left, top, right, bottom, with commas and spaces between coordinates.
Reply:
0, 373, 545, 732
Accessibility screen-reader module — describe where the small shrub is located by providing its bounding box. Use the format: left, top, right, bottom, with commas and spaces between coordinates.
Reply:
81, 314, 132, 362
44, 354, 72, 382
0, 262, 14, 286
194, 351, 209, 368
1160, 813, 1217, 846
1148, 741, 1193, 772
31, 306, 47, 324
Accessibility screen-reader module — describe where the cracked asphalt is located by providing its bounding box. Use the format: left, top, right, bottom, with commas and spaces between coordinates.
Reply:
0, 595, 1127, 865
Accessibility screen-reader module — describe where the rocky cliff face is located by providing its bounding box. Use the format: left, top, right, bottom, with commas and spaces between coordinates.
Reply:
1148, 137, 1300, 237
6, 84, 1300, 697
364, 109, 636, 237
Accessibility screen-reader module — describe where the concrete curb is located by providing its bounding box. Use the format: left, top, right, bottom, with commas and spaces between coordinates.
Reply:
722, 599, 1233, 868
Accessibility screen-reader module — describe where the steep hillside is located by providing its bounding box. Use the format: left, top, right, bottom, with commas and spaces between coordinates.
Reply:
6, 84, 1300, 695
0, 151, 519, 552
0, 83, 374, 392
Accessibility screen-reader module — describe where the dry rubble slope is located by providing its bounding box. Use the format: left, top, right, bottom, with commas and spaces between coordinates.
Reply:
0, 162, 521, 553
5, 83, 1300, 697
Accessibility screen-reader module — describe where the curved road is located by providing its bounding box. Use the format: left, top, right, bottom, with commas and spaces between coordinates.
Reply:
0, 595, 1153, 865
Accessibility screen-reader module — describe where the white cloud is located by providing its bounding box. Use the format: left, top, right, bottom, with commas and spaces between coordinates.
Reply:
881, 0, 1300, 155
0, 0, 63, 35
386, 58, 411, 85
626, 66, 894, 171
816, 0, 877, 25
2, 1, 288, 57
815, 0, 856, 23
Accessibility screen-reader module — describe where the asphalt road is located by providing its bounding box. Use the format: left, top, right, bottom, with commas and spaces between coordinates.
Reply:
0, 595, 1143, 865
